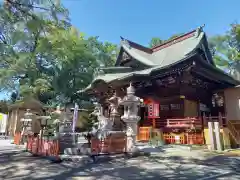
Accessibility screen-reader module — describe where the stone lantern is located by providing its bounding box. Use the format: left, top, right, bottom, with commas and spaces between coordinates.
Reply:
59, 107, 73, 133
21, 109, 34, 134
36, 115, 51, 138
119, 83, 141, 153
108, 91, 122, 131
20, 109, 34, 144
58, 107, 75, 153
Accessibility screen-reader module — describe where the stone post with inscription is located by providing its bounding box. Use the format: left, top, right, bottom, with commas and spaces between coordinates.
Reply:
59, 107, 75, 153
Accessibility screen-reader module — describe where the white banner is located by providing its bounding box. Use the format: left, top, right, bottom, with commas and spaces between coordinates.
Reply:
72, 103, 79, 132
0, 113, 8, 133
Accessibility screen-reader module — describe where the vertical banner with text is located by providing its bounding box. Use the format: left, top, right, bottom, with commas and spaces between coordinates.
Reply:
72, 103, 79, 132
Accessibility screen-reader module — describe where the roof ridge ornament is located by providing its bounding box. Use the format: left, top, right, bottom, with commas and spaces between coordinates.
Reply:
195, 24, 205, 38
120, 37, 131, 49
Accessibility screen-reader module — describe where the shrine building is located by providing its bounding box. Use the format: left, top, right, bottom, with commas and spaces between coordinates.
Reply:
81, 26, 240, 149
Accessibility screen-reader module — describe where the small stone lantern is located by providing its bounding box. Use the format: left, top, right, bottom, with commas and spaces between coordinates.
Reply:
37, 115, 51, 138
108, 91, 122, 130
120, 83, 141, 152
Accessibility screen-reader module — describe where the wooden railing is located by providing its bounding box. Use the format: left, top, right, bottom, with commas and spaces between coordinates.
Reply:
202, 114, 227, 127
166, 117, 202, 128
227, 120, 240, 144
142, 118, 203, 129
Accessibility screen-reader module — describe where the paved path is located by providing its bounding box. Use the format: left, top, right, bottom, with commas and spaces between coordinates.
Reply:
1, 140, 240, 180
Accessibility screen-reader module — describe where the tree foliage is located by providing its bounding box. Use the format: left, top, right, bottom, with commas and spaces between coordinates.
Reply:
209, 23, 240, 79
149, 37, 163, 48
0, 100, 8, 113
0, 0, 118, 107
149, 33, 183, 48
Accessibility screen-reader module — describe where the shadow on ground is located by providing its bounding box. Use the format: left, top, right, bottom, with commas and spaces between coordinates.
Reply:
1, 149, 240, 180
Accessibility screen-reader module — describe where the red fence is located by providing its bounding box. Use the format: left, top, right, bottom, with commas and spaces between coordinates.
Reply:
91, 133, 126, 155
163, 132, 204, 145
26, 136, 60, 160
137, 126, 204, 145
13, 132, 21, 145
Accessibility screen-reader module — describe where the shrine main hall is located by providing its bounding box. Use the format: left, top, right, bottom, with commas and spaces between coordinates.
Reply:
81, 26, 240, 149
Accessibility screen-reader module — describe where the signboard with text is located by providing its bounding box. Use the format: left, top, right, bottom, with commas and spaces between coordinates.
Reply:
148, 103, 159, 119
0, 113, 7, 133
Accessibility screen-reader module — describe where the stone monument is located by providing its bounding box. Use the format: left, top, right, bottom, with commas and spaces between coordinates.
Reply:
90, 103, 113, 139
58, 106, 75, 153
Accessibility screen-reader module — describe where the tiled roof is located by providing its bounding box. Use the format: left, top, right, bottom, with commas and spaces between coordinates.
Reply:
119, 28, 204, 66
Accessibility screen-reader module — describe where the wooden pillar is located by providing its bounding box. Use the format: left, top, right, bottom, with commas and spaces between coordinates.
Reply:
152, 119, 156, 129
219, 112, 223, 127
208, 116, 216, 151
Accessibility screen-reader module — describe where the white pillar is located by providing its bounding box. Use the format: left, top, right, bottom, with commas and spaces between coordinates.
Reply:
214, 121, 223, 151
13, 109, 18, 135
208, 121, 216, 151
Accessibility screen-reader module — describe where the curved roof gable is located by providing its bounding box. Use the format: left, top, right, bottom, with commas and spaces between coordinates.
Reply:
117, 26, 211, 67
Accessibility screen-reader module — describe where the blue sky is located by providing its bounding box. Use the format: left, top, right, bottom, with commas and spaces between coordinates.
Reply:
63, 0, 240, 45
0, 0, 239, 100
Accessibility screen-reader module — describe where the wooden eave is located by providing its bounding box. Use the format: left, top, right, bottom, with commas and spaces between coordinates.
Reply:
191, 55, 240, 87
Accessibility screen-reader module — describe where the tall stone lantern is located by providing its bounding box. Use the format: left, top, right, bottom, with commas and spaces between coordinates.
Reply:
120, 83, 141, 153
20, 109, 34, 144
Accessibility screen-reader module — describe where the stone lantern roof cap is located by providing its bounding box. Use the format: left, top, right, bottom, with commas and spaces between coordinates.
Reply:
118, 83, 141, 105
127, 82, 135, 95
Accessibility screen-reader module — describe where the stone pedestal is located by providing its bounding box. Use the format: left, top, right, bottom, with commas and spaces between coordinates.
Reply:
125, 122, 139, 152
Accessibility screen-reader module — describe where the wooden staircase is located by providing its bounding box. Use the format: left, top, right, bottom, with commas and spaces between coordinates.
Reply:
227, 120, 240, 145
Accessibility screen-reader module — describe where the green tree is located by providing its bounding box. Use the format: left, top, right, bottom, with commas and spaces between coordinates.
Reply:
87, 36, 119, 67
168, 33, 183, 41
0, 100, 8, 113
149, 37, 163, 48
149, 34, 183, 48
0, 0, 119, 107
37, 27, 97, 105
209, 23, 240, 80
0, 0, 70, 95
